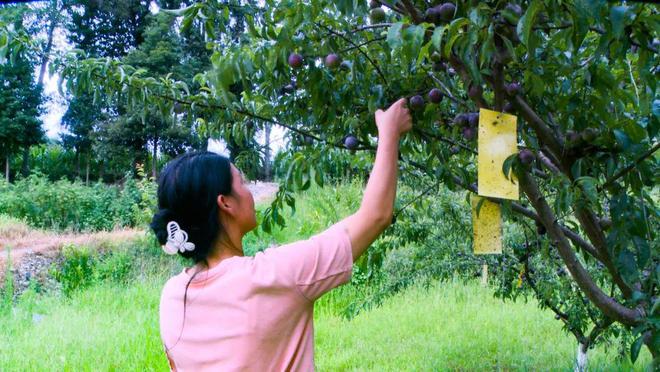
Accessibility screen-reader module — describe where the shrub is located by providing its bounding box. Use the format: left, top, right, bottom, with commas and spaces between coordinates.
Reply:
49, 244, 97, 297
0, 171, 157, 232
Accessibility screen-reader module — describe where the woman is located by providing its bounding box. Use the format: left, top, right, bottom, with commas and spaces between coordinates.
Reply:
151, 98, 412, 371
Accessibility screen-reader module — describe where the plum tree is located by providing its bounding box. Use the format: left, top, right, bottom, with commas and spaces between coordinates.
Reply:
46, 0, 659, 367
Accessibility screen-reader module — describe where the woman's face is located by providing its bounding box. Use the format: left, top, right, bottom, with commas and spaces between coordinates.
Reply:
228, 164, 257, 234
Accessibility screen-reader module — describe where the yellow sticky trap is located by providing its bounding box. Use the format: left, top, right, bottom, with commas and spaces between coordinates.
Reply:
478, 108, 519, 200
471, 195, 502, 255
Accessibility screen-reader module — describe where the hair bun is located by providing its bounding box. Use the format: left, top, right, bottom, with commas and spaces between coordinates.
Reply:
150, 208, 175, 245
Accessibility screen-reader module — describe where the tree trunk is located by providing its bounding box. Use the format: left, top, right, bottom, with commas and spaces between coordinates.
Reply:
5, 154, 9, 183
574, 343, 588, 372
20, 146, 29, 177
85, 153, 90, 185
264, 123, 271, 181
152, 135, 158, 180
37, 23, 55, 86
99, 160, 105, 182
37, 1, 59, 87
75, 150, 81, 179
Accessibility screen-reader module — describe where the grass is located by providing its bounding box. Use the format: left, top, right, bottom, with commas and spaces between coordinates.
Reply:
0, 275, 651, 371
0, 214, 30, 240
315, 278, 652, 371
0, 181, 654, 370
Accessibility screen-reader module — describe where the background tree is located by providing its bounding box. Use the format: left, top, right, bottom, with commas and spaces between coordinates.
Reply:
0, 5, 45, 181
61, 93, 105, 183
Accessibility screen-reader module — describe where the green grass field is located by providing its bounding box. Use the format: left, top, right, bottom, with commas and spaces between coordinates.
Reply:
0, 273, 651, 371
0, 183, 653, 370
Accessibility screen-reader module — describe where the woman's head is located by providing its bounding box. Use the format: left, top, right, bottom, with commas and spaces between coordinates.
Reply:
150, 151, 256, 264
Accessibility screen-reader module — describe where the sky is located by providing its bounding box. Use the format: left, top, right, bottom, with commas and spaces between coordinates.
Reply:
37, 1, 287, 158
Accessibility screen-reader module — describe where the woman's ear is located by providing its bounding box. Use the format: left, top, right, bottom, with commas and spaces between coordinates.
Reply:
217, 194, 232, 214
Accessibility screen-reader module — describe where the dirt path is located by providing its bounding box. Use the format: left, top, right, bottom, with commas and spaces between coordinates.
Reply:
0, 181, 279, 294
247, 181, 279, 204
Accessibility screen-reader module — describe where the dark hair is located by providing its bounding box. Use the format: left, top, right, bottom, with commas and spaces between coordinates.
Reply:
151, 150, 233, 262
150, 150, 233, 353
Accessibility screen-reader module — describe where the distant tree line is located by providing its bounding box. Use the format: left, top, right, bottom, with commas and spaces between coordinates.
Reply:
1, 0, 270, 184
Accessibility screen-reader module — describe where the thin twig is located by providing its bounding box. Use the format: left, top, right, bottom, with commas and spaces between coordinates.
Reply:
599, 142, 659, 191
316, 22, 389, 88
338, 36, 386, 54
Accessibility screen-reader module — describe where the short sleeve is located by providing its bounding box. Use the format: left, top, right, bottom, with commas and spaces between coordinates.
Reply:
254, 222, 353, 303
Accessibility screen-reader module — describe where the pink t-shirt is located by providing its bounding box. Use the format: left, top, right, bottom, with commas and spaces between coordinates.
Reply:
159, 222, 353, 371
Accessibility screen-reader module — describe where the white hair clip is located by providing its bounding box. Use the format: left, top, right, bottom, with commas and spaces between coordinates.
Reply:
163, 221, 196, 255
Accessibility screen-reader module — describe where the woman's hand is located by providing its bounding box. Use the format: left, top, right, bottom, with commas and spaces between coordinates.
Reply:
375, 98, 413, 139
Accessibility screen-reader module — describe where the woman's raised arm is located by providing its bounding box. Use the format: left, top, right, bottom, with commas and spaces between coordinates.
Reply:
340, 98, 412, 262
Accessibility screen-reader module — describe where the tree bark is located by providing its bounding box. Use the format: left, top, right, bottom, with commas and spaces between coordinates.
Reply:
517, 170, 642, 326
5, 154, 9, 183
20, 146, 29, 177
37, 0, 60, 87
152, 135, 158, 180
85, 153, 90, 185
99, 160, 105, 182
37, 20, 56, 86
75, 149, 81, 179
574, 343, 588, 372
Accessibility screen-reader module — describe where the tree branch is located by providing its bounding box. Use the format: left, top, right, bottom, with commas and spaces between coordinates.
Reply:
424, 69, 471, 110
574, 206, 634, 299
523, 254, 588, 344
511, 95, 565, 164
403, 158, 602, 261
599, 142, 660, 191
414, 128, 477, 155
492, 36, 506, 112
517, 169, 641, 326
400, 0, 423, 24
375, 0, 406, 14
348, 23, 392, 34
317, 22, 389, 88
448, 55, 488, 109
338, 36, 387, 54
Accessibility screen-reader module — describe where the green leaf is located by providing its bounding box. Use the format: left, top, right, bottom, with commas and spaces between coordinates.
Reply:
314, 167, 324, 187
160, 4, 194, 17
570, 2, 589, 51
630, 335, 643, 364
502, 153, 517, 181
443, 18, 471, 58
517, 1, 543, 51
416, 40, 432, 67
632, 236, 650, 268
575, 176, 598, 206
613, 129, 631, 150
387, 22, 404, 49
475, 196, 486, 217
617, 249, 639, 283
610, 6, 628, 39
431, 26, 446, 52
652, 99, 660, 119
